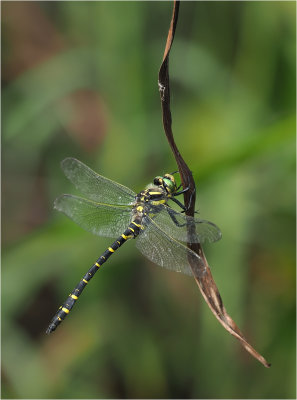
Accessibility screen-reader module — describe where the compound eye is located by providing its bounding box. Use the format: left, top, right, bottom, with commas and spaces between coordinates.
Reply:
164, 174, 174, 183
163, 178, 176, 193
153, 177, 163, 186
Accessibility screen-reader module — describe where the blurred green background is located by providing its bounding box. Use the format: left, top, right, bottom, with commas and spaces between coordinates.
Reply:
2, 1, 295, 399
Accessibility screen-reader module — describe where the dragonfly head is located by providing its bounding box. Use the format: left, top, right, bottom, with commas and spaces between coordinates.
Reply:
153, 173, 178, 194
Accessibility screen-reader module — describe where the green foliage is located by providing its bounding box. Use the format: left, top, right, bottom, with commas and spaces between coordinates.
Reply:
2, 2, 295, 398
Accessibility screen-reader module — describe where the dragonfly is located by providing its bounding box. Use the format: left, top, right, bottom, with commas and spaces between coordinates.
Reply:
46, 158, 221, 334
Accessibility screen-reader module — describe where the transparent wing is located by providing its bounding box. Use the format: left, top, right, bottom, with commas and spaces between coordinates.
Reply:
61, 158, 136, 205
55, 194, 133, 238
149, 205, 222, 243
136, 215, 206, 278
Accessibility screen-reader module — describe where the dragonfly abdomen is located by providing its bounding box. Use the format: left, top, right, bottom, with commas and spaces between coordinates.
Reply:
46, 222, 142, 334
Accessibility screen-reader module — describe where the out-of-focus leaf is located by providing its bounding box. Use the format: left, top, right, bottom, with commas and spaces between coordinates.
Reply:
2, 48, 97, 143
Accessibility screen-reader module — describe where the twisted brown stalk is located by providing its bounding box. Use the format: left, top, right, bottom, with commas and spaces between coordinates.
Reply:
158, 0, 270, 368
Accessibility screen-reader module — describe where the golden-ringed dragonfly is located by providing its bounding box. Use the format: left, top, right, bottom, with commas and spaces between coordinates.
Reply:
46, 158, 221, 334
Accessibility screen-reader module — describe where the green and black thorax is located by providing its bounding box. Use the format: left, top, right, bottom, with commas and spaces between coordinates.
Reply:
133, 172, 187, 219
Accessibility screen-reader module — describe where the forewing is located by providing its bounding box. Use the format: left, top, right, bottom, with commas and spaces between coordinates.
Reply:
150, 206, 222, 243
135, 216, 206, 277
55, 194, 132, 238
61, 158, 136, 205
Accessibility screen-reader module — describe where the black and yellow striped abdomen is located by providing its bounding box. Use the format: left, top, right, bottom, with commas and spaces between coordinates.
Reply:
46, 221, 142, 334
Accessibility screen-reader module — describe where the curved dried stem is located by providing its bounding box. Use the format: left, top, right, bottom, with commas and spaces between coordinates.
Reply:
158, 0, 270, 368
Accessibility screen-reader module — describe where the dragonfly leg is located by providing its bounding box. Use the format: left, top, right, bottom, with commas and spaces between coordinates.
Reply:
170, 196, 187, 211
166, 206, 187, 227
179, 187, 197, 213
173, 186, 190, 196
